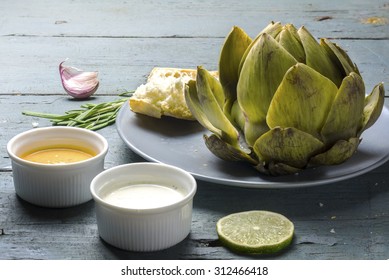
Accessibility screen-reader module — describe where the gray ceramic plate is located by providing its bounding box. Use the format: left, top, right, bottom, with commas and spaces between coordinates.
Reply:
116, 103, 389, 188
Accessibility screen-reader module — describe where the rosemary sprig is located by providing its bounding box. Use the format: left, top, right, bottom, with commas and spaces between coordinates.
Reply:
22, 91, 134, 131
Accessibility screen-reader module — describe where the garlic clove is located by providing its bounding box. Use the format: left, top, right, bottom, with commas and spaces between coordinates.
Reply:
59, 61, 99, 99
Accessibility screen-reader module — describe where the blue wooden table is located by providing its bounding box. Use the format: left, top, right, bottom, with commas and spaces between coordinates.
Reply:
0, 0, 388, 259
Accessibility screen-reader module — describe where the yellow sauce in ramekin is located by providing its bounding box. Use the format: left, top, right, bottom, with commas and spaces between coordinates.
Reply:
21, 146, 95, 164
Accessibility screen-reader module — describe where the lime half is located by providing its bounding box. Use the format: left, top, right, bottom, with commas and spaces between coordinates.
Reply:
216, 210, 294, 254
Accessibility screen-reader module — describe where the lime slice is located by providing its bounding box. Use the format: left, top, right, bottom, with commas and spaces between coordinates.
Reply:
216, 210, 294, 254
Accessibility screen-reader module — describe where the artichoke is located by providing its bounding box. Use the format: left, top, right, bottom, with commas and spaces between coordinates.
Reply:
185, 22, 385, 176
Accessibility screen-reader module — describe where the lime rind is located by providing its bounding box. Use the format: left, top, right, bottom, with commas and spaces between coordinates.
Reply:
216, 210, 294, 254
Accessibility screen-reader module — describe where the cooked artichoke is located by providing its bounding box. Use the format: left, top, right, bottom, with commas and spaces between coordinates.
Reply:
185, 22, 385, 176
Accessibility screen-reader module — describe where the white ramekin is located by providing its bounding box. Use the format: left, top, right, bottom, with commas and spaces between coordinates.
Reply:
7, 126, 108, 208
90, 162, 197, 252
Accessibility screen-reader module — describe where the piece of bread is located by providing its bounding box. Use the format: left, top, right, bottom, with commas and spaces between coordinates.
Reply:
129, 67, 217, 120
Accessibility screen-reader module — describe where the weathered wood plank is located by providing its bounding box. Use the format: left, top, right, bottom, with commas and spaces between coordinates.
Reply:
0, 37, 388, 95
0, 36, 221, 95
0, 0, 388, 39
1, 161, 388, 259
1, 0, 389, 261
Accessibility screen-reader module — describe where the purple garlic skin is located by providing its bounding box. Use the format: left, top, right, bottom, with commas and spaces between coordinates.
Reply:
59, 61, 99, 99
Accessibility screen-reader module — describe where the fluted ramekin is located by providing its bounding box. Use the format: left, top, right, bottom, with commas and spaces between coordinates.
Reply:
7, 126, 108, 208
90, 162, 197, 252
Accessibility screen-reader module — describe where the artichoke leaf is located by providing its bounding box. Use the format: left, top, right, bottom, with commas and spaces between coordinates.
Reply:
298, 26, 343, 87
199, 66, 225, 109
204, 134, 258, 165
267, 63, 338, 140
253, 127, 324, 169
259, 21, 284, 37
238, 21, 283, 76
359, 82, 385, 134
275, 24, 306, 63
254, 161, 302, 176
321, 72, 365, 145
321, 38, 360, 76
309, 138, 360, 166
194, 66, 240, 147
185, 80, 222, 136
219, 26, 252, 117
230, 100, 245, 131
237, 33, 298, 146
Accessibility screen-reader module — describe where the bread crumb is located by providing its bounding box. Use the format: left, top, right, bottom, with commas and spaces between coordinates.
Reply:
129, 67, 217, 120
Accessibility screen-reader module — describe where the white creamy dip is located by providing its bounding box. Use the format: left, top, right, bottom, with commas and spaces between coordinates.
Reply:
102, 183, 184, 209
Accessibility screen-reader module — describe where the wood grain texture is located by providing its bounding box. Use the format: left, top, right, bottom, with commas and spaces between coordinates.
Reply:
0, 37, 388, 95
1, 162, 388, 259
0, 0, 388, 260
1, 0, 388, 39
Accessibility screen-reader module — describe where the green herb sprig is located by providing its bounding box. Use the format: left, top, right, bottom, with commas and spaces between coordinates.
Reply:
22, 91, 134, 131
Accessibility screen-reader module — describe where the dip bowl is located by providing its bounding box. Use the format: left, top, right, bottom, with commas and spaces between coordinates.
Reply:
90, 162, 197, 252
7, 126, 108, 208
